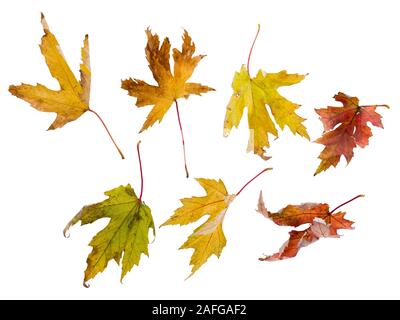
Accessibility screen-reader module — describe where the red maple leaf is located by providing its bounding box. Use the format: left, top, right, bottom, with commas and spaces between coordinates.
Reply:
314, 92, 388, 175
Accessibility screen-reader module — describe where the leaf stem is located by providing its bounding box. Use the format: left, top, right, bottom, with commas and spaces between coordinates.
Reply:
236, 167, 272, 196
330, 194, 364, 214
362, 104, 390, 109
88, 109, 125, 159
137, 141, 144, 202
175, 100, 189, 178
247, 24, 261, 75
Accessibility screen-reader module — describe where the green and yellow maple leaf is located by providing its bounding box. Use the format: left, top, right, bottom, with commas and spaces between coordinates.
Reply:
64, 185, 155, 285
224, 26, 309, 160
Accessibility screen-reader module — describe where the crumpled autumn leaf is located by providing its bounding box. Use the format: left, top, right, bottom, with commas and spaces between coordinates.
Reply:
122, 28, 215, 132
224, 25, 309, 160
64, 184, 155, 285
257, 191, 362, 261
314, 92, 388, 175
162, 168, 271, 277
9, 13, 124, 158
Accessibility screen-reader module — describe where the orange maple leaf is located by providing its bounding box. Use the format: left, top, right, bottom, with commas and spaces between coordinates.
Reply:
257, 192, 362, 261
314, 92, 388, 175
122, 28, 214, 177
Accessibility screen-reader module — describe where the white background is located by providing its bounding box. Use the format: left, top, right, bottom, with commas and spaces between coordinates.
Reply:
0, 0, 399, 299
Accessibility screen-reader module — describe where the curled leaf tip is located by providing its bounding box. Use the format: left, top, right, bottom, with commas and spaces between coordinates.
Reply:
149, 226, 156, 243
63, 229, 70, 239
63, 221, 73, 238
83, 281, 90, 288
63, 210, 82, 238
223, 128, 230, 138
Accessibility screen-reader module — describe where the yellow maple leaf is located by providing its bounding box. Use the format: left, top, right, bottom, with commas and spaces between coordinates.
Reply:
162, 168, 271, 277
223, 25, 309, 160
9, 14, 89, 129
9, 13, 124, 158
122, 28, 215, 132
162, 178, 235, 277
